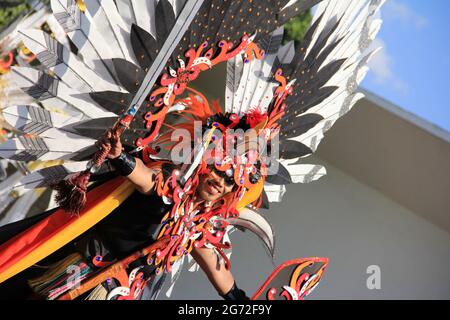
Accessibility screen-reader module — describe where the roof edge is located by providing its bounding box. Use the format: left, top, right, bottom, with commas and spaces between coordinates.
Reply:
360, 88, 450, 144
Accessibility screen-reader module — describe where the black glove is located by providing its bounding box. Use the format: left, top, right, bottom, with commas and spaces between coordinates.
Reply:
220, 282, 250, 300
110, 152, 136, 176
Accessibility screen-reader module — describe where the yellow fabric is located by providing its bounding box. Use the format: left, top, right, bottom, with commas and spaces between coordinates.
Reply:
0, 180, 135, 283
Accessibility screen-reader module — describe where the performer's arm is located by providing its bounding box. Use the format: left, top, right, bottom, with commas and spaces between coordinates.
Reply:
191, 246, 249, 300
98, 129, 159, 194
121, 156, 160, 194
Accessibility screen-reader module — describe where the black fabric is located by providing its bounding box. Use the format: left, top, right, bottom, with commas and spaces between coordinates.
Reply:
0, 236, 81, 300
90, 190, 170, 259
0, 163, 175, 299
81, 163, 177, 260
0, 189, 170, 300
220, 282, 250, 300
110, 152, 137, 176
0, 162, 175, 260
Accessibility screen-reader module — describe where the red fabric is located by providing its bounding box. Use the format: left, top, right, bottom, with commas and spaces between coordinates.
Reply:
0, 177, 124, 275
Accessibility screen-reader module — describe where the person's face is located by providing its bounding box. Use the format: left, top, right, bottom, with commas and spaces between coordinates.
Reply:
196, 167, 235, 202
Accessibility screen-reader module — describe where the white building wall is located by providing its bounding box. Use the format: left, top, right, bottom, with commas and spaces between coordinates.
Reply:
164, 157, 450, 299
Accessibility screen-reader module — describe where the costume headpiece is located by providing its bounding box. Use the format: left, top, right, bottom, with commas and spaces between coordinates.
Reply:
0, 0, 384, 284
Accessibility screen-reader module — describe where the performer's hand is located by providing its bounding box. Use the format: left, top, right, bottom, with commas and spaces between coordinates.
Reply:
96, 129, 123, 159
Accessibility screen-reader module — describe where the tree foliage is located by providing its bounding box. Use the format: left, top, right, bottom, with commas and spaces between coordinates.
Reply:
0, 0, 28, 30
283, 11, 313, 45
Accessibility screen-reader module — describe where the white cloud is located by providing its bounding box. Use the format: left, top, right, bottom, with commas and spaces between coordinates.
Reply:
383, 0, 429, 29
364, 0, 428, 96
368, 38, 409, 95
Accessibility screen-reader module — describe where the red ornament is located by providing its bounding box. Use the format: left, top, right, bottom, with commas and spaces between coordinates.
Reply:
246, 108, 267, 128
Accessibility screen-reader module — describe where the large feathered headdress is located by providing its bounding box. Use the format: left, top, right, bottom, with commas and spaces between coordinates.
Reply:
0, 0, 384, 273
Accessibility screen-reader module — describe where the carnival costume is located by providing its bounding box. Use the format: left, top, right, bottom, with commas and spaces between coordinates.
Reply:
0, 0, 384, 300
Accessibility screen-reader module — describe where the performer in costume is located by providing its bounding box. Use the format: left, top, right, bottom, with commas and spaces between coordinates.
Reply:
0, 0, 384, 300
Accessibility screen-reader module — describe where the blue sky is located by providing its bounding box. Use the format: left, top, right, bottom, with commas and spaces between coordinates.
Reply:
362, 0, 450, 132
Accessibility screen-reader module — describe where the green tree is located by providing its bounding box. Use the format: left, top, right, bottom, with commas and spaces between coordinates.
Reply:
0, 0, 28, 30
283, 11, 313, 45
